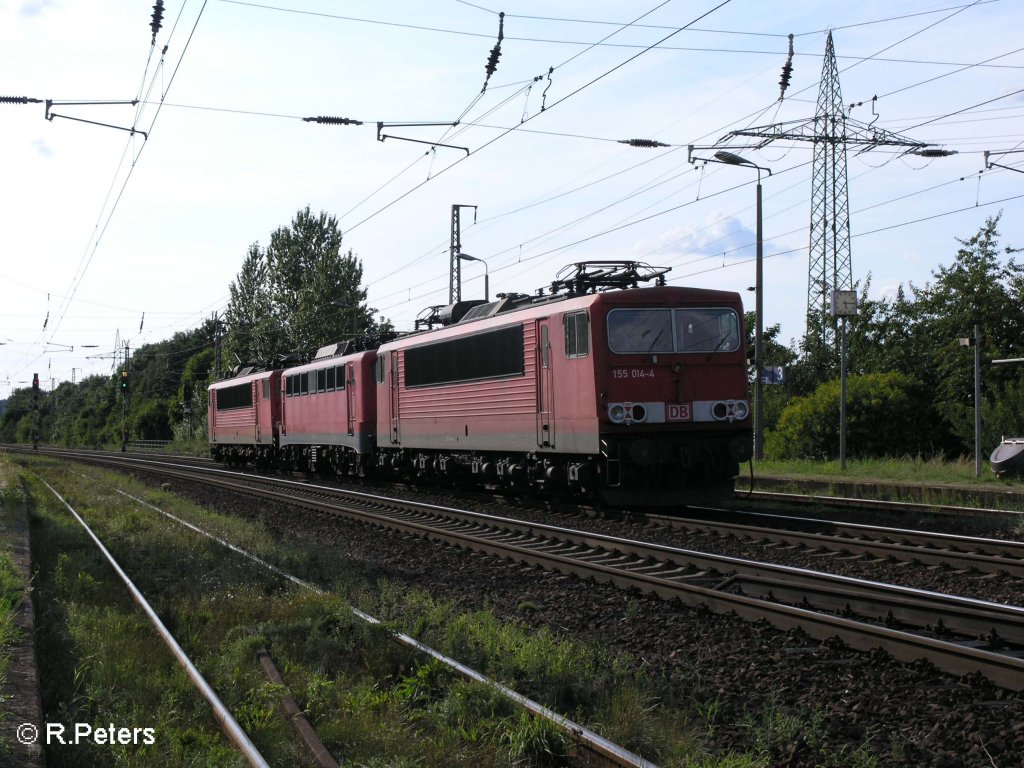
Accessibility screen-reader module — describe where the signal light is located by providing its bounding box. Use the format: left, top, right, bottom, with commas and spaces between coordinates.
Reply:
120, 370, 130, 391
32, 373, 39, 392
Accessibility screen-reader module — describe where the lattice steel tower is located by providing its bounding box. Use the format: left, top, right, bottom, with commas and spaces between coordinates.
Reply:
725, 31, 931, 356
807, 32, 851, 349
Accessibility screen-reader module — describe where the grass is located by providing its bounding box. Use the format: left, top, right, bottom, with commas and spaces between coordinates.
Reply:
738, 456, 1024, 513
6, 452, 889, 767
0, 470, 27, 761
750, 455, 1014, 485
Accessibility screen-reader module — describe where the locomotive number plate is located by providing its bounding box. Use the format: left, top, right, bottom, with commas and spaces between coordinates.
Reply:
667, 403, 692, 422
612, 368, 656, 379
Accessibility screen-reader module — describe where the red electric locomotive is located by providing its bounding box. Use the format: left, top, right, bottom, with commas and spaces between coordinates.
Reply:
374, 262, 752, 504
208, 367, 282, 467
278, 345, 378, 476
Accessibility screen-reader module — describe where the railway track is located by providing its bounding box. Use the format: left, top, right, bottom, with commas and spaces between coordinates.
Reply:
631, 505, 1024, 577
18, 447, 1024, 692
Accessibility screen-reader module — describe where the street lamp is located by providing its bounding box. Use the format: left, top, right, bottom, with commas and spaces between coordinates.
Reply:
959, 327, 983, 477
688, 146, 772, 460
457, 253, 489, 302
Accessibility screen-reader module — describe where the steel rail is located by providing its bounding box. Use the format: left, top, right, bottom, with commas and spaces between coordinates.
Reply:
24, 450, 1024, 690
94, 457, 1024, 691
685, 504, 1024, 557
25, 448, 1024, 574
638, 509, 1024, 576
116, 490, 659, 768
351, 501, 1024, 646
735, 488, 1024, 520
134, 449, 1024, 573
38, 479, 271, 768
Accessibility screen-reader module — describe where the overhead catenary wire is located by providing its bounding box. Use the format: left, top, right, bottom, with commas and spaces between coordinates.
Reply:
11, 1, 211, 387
5, 3, 1023, 396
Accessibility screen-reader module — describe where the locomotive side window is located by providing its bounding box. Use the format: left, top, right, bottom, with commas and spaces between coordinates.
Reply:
336, 365, 346, 390
300, 372, 309, 395
405, 324, 525, 387
216, 382, 253, 410
375, 355, 385, 384
262, 380, 271, 399
564, 312, 589, 358
286, 376, 294, 397
607, 308, 739, 354
326, 367, 335, 391
317, 369, 327, 393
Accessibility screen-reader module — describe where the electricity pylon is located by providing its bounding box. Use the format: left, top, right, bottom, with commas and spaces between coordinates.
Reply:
724, 32, 933, 356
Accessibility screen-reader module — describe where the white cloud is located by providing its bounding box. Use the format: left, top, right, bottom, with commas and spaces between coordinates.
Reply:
31, 138, 52, 157
19, 0, 56, 17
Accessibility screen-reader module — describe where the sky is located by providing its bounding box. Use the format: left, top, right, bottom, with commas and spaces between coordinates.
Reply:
2, 0, 1023, 398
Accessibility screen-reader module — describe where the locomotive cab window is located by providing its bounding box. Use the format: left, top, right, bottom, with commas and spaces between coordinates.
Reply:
607, 308, 739, 354
675, 308, 739, 352
336, 365, 346, 390
262, 380, 271, 399
286, 376, 294, 397
564, 312, 589, 358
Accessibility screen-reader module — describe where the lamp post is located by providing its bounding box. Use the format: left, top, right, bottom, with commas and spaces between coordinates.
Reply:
959, 326, 983, 477
688, 147, 772, 460
457, 253, 489, 302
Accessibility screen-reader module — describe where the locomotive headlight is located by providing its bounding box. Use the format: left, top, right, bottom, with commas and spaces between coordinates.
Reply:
711, 400, 750, 422
631, 403, 647, 423
608, 403, 627, 423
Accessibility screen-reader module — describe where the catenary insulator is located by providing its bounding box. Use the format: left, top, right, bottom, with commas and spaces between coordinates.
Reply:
302, 116, 364, 125
150, 0, 165, 45
618, 139, 670, 148
0, 95, 42, 104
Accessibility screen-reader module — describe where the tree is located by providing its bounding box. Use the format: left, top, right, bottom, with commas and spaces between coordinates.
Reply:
223, 206, 383, 364
765, 372, 941, 460
908, 214, 1024, 450
265, 206, 375, 353
223, 243, 279, 367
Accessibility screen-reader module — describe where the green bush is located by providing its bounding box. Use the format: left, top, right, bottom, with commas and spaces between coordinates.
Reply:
765, 372, 941, 460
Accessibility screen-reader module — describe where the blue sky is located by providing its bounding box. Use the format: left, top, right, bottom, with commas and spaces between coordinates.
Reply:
2, 0, 1022, 396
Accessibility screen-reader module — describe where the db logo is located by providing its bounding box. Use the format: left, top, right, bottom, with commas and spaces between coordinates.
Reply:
667, 403, 692, 422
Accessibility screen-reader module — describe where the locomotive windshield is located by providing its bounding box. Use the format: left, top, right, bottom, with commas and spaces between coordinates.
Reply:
607, 308, 739, 354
